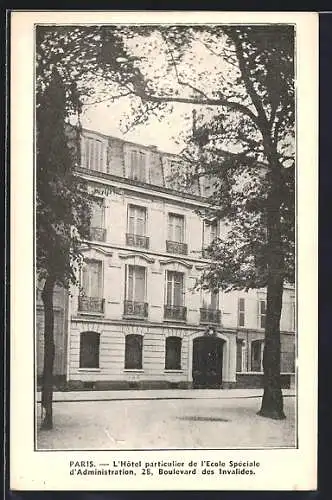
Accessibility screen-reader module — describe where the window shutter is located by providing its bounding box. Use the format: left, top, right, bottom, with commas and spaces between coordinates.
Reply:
166, 271, 173, 305
127, 265, 134, 301
135, 267, 145, 302
238, 298, 245, 327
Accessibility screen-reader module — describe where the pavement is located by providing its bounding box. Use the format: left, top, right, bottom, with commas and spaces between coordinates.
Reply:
36, 389, 296, 450
36, 387, 295, 402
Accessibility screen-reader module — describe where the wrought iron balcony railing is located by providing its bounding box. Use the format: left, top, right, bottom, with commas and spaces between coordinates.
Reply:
200, 308, 221, 324
124, 300, 148, 318
166, 240, 188, 255
164, 305, 187, 321
89, 227, 106, 242
78, 296, 105, 314
126, 233, 149, 249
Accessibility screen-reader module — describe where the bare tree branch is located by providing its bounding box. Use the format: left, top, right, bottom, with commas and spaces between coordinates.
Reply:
163, 37, 210, 100
134, 87, 259, 126
82, 91, 132, 106
226, 30, 269, 131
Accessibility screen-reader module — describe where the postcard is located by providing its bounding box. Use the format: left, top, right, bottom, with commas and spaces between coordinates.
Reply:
10, 10, 317, 491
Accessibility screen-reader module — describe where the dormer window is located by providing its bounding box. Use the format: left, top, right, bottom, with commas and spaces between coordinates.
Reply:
81, 135, 107, 173
128, 149, 147, 182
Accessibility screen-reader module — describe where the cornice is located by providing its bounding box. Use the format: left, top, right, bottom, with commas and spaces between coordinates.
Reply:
118, 252, 155, 264
159, 258, 193, 269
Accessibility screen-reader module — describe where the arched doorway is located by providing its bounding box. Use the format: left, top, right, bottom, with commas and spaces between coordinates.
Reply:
192, 336, 225, 388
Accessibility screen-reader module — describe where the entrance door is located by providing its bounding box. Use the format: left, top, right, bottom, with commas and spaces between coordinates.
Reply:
192, 336, 224, 388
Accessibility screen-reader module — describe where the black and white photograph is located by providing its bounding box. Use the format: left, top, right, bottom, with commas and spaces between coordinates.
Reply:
10, 11, 317, 491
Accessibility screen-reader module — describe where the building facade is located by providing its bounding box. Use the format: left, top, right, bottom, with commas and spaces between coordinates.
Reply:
36, 284, 68, 388
39, 128, 296, 390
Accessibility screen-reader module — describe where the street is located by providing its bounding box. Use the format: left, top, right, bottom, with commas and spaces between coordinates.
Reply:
36, 390, 296, 450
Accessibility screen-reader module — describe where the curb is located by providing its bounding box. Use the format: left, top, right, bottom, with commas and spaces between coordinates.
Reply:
36, 394, 296, 404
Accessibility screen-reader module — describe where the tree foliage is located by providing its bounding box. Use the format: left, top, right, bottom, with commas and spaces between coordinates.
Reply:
36, 68, 92, 287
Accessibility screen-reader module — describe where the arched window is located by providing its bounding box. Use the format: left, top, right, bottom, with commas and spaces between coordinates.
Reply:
125, 334, 143, 369
165, 336, 182, 370
79, 331, 100, 368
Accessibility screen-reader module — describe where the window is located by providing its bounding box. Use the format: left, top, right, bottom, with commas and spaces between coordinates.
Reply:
128, 205, 147, 236
251, 339, 264, 372
128, 150, 147, 182
200, 291, 220, 323
236, 340, 245, 372
82, 137, 106, 172
89, 199, 105, 241
79, 260, 104, 313
238, 298, 245, 327
203, 220, 218, 247
165, 337, 182, 370
79, 331, 100, 368
81, 260, 102, 298
166, 271, 184, 306
125, 334, 143, 369
202, 291, 219, 310
90, 199, 104, 228
168, 213, 184, 243
259, 299, 266, 329
126, 265, 146, 302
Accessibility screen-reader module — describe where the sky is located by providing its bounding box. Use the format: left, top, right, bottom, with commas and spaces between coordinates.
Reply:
81, 99, 194, 154
78, 31, 235, 154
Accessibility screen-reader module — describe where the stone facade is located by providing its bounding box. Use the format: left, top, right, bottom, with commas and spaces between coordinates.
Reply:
38, 128, 296, 390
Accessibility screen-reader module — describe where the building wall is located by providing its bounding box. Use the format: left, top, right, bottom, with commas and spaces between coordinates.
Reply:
63, 129, 296, 389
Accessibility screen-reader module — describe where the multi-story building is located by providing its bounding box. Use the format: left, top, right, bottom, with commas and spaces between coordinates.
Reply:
37, 127, 296, 390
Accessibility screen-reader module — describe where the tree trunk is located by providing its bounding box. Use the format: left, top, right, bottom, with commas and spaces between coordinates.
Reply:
40, 275, 56, 430
257, 276, 285, 419
258, 151, 286, 420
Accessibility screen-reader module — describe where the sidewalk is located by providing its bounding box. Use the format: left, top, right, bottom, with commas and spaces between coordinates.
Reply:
36, 388, 295, 403
36, 392, 296, 450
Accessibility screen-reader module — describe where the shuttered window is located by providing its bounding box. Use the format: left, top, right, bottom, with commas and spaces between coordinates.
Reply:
166, 271, 184, 306
238, 298, 245, 327
82, 137, 106, 172
168, 213, 184, 242
126, 265, 146, 302
82, 260, 102, 298
128, 150, 146, 182
259, 300, 266, 329
128, 205, 146, 236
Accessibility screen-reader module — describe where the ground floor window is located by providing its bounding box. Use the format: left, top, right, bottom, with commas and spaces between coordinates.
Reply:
165, 336, 182, 370
79, 331, 100, 368
251, 339, 264, 372
125, 334, 143, 369
236, 339, 246, 372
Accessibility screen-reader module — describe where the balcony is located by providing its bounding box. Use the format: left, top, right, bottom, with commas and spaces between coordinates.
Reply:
166, 240, 188, 255
126, 233, 149, 249
89, 227, 106, 242
200, 308, 221, 324
78, 296, 105, 314
124, 300, 148, 318
164, 305, 187, 321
